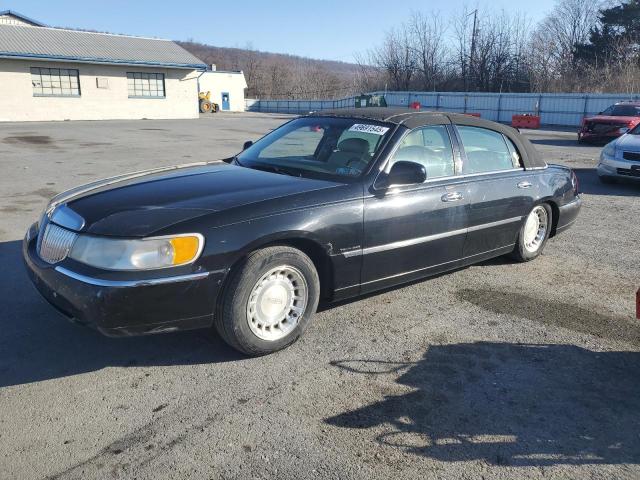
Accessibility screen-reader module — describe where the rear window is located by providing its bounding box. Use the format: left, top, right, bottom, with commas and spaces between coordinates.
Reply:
601, 105, 640, 117
457, 126, 518, 174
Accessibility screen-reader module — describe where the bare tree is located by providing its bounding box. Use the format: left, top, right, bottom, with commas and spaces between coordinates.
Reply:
529, 0, 601, 90
409, 11, 449, 91
371, 26, 416, 90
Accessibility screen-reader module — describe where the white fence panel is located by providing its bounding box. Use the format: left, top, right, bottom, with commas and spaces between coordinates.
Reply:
246, 91, 640, 126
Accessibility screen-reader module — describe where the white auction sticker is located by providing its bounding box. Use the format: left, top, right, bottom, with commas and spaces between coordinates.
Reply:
348, 124, 390, 135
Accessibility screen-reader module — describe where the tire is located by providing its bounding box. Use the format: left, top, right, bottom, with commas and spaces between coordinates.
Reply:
215, 246, 320, 356
199, 100, 211, 113
510, 203, 552, 262
599, 175, 617, 184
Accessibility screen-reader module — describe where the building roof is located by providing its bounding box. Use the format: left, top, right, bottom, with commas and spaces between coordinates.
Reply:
0, 24, 207, 69
0, 10, 46, 27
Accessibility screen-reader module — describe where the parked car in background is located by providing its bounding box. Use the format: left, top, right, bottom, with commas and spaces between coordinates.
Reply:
578, 102, 640, 143
24, 109, 581, 356
598, 123, 640, 183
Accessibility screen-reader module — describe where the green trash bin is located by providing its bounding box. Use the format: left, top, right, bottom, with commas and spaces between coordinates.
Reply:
355, 95, 370, 108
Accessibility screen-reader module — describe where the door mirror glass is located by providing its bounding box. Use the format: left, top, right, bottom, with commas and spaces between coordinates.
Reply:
384, 161, 427, 187
243, 140, 253, 151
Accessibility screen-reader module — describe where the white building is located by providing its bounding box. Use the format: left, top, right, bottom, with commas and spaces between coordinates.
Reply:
0, 11, 207, 122
198, 69, 248, 112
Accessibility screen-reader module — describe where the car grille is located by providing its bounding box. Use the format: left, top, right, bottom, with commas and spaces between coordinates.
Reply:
616, 168, 640, 178
38, 223, 78, 264
623, 151, 640, 161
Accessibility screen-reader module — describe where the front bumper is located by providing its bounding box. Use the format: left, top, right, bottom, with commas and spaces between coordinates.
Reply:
598, 159, 640, 181
579, 128, 627, 142
23, 223, 225, 336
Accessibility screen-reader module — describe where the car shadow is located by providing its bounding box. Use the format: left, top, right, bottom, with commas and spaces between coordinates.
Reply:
325, 342, 640, 466
528, 138, 590, 148
572, 167, 640, 196
0, 240, 243, 388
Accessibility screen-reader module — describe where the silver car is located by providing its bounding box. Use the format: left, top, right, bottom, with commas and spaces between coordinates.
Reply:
598, 125, 640, 183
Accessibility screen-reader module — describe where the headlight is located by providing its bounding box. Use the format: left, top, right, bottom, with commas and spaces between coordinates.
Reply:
601, 142, 616, 160
68, 233, 204, 270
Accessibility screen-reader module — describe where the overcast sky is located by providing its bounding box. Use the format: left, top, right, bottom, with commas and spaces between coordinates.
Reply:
5, 0, 558, 62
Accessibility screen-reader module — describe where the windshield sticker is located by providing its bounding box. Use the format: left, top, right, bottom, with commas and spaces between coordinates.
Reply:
348, 124, 390, 136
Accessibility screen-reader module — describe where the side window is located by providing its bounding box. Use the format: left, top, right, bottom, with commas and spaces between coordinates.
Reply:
457, 126, 517, 174
390, 125, 455, 179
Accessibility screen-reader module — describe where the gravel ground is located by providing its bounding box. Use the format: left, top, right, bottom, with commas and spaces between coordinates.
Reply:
0, 114, 639, 480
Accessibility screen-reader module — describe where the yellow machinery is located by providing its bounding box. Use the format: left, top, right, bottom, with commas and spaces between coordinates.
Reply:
198, 91, 219, 113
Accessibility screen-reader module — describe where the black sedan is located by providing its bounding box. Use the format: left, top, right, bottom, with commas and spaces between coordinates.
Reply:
24, 109, 581, 355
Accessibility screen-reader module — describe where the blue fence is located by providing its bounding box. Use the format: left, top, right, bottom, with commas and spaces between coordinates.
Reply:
246, 91, 640, 127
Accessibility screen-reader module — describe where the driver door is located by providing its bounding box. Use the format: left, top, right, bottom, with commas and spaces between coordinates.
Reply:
361, 124, 469, 293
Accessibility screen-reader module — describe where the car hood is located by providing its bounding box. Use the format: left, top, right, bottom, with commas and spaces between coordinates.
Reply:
616, 133, 640, 151
584, 115, 639, 124
49, 162, 342, 237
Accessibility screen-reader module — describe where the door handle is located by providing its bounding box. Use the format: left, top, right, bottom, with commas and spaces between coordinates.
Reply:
517, 181, 533, 189
441, 192, 464, 202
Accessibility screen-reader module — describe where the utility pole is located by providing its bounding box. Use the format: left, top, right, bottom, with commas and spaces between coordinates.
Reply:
468, 9, 478, 92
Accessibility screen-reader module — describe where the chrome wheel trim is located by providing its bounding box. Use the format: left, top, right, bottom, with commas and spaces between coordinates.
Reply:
523, 206, 548, 254
247, 265, 308, 341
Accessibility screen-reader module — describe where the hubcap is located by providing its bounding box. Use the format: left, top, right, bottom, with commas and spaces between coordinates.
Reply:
523, 206, 548, 253
247, 265, 308, 341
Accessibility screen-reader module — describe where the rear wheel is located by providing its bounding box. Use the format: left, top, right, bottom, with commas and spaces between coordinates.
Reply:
510, 204, 552, 262
215, 246, 320, 356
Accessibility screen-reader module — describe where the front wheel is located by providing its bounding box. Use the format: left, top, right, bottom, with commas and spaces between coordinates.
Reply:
510, 204, 552, 262
215, 246, 320, 356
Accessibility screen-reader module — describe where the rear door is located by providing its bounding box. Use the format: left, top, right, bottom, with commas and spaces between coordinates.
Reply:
453, 125, 537, 258
361, 124, 469, 292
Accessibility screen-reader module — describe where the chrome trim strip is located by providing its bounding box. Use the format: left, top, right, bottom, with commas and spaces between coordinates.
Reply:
54, 267, 212, 287
467, 216, 522, 233
347, 216, 523, 257
362, 227, 467, 256
50, 205, 85, 231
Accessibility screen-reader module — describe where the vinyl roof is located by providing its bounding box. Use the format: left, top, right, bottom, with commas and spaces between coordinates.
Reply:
0, 24, 207, 69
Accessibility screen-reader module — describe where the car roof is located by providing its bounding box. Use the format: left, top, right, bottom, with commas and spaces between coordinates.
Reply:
615, 101, 640, 106
308, 107, 547, 170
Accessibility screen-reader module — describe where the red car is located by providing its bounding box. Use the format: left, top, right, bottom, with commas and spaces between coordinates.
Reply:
578, 101, 640, 143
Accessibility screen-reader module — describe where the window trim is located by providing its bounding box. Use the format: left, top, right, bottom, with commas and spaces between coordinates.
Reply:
126, 72, 166, 99
30, 67, 81, 98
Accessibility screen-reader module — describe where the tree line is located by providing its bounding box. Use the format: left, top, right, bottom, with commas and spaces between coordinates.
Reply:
363, 0, 640, 95
180, 0, 640, 99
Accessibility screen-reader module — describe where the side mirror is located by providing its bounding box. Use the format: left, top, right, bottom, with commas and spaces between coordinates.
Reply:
242, 140, 253, 151
597, 111, 603, 115
379, 161, 427, 188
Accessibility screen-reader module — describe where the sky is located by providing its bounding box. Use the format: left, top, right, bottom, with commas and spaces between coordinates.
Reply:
4, 0, 558, 62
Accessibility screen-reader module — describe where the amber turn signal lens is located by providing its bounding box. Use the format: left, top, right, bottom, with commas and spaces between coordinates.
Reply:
169, 236, 201, 265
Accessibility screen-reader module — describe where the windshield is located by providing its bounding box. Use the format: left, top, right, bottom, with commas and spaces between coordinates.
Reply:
236, 117, 394, 180
601, 104, 640, 117
630, 124, 640, 135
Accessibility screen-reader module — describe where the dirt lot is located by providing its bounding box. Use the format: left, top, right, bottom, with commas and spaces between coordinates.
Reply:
0, 113, 639, 480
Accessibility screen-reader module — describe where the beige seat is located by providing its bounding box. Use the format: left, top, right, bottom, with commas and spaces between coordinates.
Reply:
327, 138, 370, 171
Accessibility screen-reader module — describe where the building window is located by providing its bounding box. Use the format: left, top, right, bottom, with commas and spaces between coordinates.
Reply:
127, 72, 165, 98
31, 67, 80, 97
